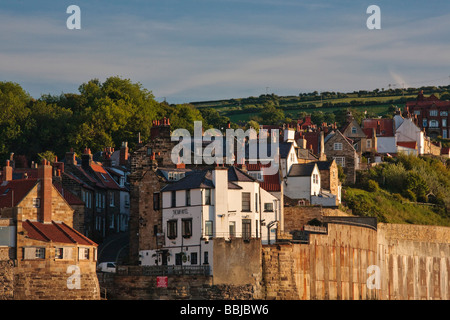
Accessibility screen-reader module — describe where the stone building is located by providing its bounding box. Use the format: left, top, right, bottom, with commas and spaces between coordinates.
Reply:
0, 160, 99, 300
128, 118, 178, 264
62, 148, 128, 243
324, 130, 359, 184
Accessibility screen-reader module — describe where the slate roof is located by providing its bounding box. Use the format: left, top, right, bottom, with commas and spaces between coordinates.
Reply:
287, 163, 316, 177
161, 170, 214, 192
228, 166, 255, 182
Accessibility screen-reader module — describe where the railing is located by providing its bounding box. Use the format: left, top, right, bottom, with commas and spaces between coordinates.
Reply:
116, 265, 211, 276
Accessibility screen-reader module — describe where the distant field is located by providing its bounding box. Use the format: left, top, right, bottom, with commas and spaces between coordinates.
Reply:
193, 93, 416, 123
226, 103, 404, 123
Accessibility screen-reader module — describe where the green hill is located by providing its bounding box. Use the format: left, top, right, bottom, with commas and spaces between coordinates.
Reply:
342, 154, 450, 227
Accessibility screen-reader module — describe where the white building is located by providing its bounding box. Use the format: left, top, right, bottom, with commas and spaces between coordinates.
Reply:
139, 166, 279, 271
284, 163, 321, 203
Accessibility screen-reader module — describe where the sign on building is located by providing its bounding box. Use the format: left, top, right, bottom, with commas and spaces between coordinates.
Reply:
157, 276, 168, 288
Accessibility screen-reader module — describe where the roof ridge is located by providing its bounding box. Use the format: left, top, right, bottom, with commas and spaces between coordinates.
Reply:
60, 221, 97, 245
25, 220, 51, 242
52, 221, 77, 244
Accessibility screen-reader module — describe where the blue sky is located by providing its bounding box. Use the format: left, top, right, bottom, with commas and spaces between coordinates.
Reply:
1, 0, 450, 103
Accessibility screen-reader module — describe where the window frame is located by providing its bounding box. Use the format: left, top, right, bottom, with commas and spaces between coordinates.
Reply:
242, 192, 251, 212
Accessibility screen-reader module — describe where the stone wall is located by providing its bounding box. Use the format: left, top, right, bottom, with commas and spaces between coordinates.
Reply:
98, 272, 256, 300
261, 223, 378, 300
377, 223, 450, 300
283, 206, 349, 232
0, 260, 14, 300
212, 238, 262, 290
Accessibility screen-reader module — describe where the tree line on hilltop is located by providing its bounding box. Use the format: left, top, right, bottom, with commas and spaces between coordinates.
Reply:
0, 77, 232, 166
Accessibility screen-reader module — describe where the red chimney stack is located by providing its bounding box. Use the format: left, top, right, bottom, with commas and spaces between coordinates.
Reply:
2, 160, 13, 182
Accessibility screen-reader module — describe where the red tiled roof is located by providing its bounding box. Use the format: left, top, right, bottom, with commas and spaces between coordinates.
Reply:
23, 220, 96, 246
362, 128, 375, 139
362, 119, 394, 137
89, 162, 121, 190
397, 141, 417, 149
303, 131, 320, 154
0, 179, 38, 209
246, 163, 281, 192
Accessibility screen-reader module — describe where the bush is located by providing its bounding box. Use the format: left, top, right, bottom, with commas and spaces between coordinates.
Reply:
366, 179, 379, 192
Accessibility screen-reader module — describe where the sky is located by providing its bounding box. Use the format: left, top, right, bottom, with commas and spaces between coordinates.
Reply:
1, 0, 450, 104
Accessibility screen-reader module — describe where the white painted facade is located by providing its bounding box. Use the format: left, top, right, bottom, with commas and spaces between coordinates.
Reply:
139, 167, 279, 270
395, 118, 424, 155
284, 163, 321, 202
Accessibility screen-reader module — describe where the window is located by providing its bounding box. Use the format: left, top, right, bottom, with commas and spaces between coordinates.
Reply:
205, 220, 213, 237
249, 171, 262, 181
255, 193, 258, 212
119, 176, 125, 187
182, 219, 192, 238
429, 120, 439, 128
443, 119, 447, 127
351, 127, 357, 134
366, 140, 372, 149
423, 119, 427, 127
242, 219, 251, 240
167, 220, 177, 239
229, 221, 236, 238
443, 130, 448, 139
430, 110, 438, 116
414, 110, 421, 115
171, 191, 176, 207
204, 189, 211, 205
147, 147, 152, 155
124, 194, 130, 208
204, 251, 209, 265
334, 157, 345, 167
153, 193, 160, 210
242, 192, 251, 212
191, 252, 198, 265
440, 111, 448, 116
109, 192, 115, 207
264, 203, 273, 212
33, 198, 41, 208
35, 247, 45, 259
79, 247, 89, 260
312, 174, 319, 184
55, 248, 63, 259
186, 190, 191, 206
333, 143, 343, 151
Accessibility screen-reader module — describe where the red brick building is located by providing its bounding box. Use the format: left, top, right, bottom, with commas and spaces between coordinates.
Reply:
404, 91, 450, 139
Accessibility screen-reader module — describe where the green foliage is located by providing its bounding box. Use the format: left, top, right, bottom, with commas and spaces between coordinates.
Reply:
366, 179, 379, 192
0, 77, 211, 165
347, 154, 450, 226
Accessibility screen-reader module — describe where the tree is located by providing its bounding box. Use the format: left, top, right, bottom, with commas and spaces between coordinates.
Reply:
0, 81, 32, 163
260, 104, 285, 125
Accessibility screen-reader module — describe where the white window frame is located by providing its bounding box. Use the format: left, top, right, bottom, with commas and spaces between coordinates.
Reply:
334, 156, 345, 167
333, 143, 343, 151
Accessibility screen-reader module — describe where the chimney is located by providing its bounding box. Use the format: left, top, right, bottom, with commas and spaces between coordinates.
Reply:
2, 160, 13, 181
319, 131, 325, 157
119, 141, 129, 166
65, 148, 77, 165
81, 148, 93, 168
38, 160, 53, 223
